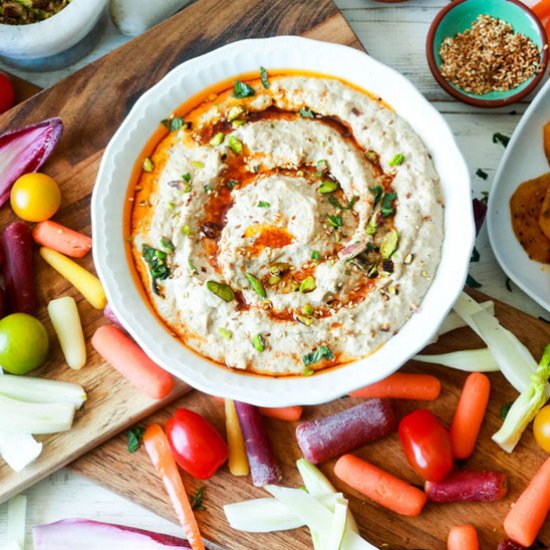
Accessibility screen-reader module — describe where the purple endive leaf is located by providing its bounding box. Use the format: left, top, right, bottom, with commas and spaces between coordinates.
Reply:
473, 198, 488, 236
33, 519, 191, 549
0, 117, 63, 207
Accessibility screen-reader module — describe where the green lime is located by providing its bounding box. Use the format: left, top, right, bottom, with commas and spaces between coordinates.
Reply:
0, 313, 49, 375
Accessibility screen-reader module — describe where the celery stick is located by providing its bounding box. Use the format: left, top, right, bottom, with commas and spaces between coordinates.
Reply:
7, 494, 26, 550
0, 433, 42, 472
414, 349, 498, 372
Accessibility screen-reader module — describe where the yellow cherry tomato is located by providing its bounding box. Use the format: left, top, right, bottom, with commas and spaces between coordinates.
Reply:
10, 172, 61, 222
533, 404, 550, 453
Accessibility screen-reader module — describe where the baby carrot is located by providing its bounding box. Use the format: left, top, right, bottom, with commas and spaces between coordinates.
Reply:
533, 0, 550, 22
259, 406, 303, 422
349, 372, 441, 401
92, 325, 173, 400
449, 372, 490, 459
448, 524, 479, 550
224, 399, 249, 476
32, 221, 92, 258
504, 456, 550, 547
334, 453, 427, 516
39, 247, 106, 309
143, 424, 205, 550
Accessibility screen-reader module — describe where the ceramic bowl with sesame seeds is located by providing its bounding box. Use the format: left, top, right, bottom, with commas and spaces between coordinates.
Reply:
427, 0, 549, 108
92, 36, 473, 407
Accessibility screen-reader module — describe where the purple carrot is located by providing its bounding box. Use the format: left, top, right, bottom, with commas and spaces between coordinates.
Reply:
425, 470, 507, 503
0, 221, 37, 314
296, 399, 396, 464
473, 197, 488, 236
497, 540, 526, 550
33, 518, 191, 549
234, 400, 281, 487
0, 117, 63, 207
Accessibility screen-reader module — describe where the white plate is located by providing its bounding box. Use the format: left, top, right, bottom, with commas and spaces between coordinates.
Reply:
488, 78, 550, 313
92, 36, 473, 406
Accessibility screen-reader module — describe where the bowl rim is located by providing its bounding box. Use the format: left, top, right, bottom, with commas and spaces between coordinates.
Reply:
425, 0, 549, 108
92, 35, 474, 406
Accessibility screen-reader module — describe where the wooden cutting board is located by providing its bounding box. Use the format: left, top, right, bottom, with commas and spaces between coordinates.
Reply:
0, 0, 359, 504
70, 289, 550, 550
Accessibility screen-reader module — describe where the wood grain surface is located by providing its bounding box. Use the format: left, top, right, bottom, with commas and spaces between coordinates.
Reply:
71, 290, 550, 550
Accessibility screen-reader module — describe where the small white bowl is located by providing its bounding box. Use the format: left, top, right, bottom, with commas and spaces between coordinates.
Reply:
92, 36, 473, 407
0, 0, 108, 71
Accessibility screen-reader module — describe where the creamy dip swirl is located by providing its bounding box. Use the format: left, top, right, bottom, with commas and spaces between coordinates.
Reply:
131, 75, 444, 375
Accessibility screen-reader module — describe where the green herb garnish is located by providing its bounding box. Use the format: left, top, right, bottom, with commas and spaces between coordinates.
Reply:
311, 250, 322, 261
302, 304, 315, 316
232, 80, 256, 99
252, 333, 266, 352
258, 201, 270, 208
300, 107, 314, 118
389, 153, 404, 167
302, 345, 334, 366
143, 157, 154, 172
183, 225, 191, 236
327, 215, 343, 228
142, 245, 170, 294
380, 229, 398, 259
296, 314, 314, 326
191, 486, 206, 511
206, 280, 235, 302
299, 276, 316, 293
188, 258, 198, 273
260, 66, 269, 89
369, 185, 383, 208
218, 327, 232, 341
226, 179, 238, 190
127, 426, 145, 453
228, 135, 243, 154
380, 192, 397, 217
209, 132, 225, 146
493, 132, 510, 147
182, 173, 191, 182
328, 195, 359, 211
160, 237, 175, 253
245, 273, 267, 298
161, 117, 185, 132
318, 180, 339, 194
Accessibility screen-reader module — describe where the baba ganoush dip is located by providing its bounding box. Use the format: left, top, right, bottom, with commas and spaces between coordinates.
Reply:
129, 72, 444, 376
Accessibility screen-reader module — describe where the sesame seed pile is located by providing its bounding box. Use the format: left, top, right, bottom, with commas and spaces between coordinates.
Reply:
439, 14, 541, 95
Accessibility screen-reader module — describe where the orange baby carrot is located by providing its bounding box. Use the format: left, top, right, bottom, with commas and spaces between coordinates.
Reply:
334, 453, 427, 516
448, 524, 479, 550
144, 424, 205, 550
92, 325, 173, 400
349, 372, 441, 401
504, 457, 550, 547
259, 406, 303, 421
533, 0, 550, 22
449, 372, 490, 459
32, 220, 92, 258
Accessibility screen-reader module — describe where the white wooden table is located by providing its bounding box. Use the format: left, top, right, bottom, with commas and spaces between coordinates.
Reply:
0, 1, 548, 547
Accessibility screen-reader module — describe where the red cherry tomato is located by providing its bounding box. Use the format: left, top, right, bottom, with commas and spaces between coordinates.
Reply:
398, 409, 453, 482
0, 73, 15, 114
165, 408, 228, 480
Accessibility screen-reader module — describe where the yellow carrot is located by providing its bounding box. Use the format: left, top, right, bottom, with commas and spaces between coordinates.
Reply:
47, 296, 86, 370
224, 398, 249, 476
39, 247, 106, 309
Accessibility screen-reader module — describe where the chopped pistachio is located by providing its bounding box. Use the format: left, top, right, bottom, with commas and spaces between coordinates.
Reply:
303, 367, 315, 376
188, 258, 198, 273
167, 201, 176, 210
318, 180, 339, 194
232, 119, 246, 128
316, 159, 328, 173
327, 215, 343, 228
218, 327, 232, 341
270, 263, 290, 276
404, 253, 414, 264
160, 237, 175, 253
251, 333, 266, 352
209, 132, 224, 146
299, 276, 316, 293
366, 216, 377, 235
268, 275, 281, 285
365, 149, 379, 163
206, 280, 235, 302
143, 157, 154, 172
228, 135, 243, 154
226, 105, 246, 122
296, 314, 314, 326
183, 225, 191, 236
389, 153, 404, 167
245, 273, 267, 298
182, 182, 192, 193
302, 304, 315, 316
296, 170, 305, 177
380, 229, 399, 259
192, 160, 205, 169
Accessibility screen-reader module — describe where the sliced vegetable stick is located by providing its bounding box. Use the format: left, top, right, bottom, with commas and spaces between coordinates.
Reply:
334, 454, 427, 516
259, 406, 303, 421
7, 494, 26, 550
224, 399, 249, 476
32, 221, 92, 258
504, 456, 550, 547
143, 424, 205, 550
448, 524, 479, 550
414, 349, 499, 372
92, 325, 173, 400
425, 470, 507, 503
450, 372, 490, 459
47, 297, 86, 370
349, 373, 440, 401
0, 432, 42, 472
533, 0, 550, 22
39, 247, 106, 310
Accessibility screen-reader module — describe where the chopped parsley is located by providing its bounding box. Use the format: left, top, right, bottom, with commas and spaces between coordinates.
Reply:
311, 250, 322, 261
380, 192, 398, 217
226, 179, 238, 190
493, 132, 510, 148
142, 244, 170, 294
258, 201, 270, 208
302, 345, 334, 366
299, 107, 314, 118
252, 333, 266, 352
475, 168, 488, 180
327, 214, 343, 228
232, 80, 255, 99
369, 185, 383, 208
389, 153, 404, 166
328, 194, 359, 211
260, 66, 269, 89
161, 117, 185, 132
127, 426, 145, 453
182, 173, 191, 182
191, 486, 206, 511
